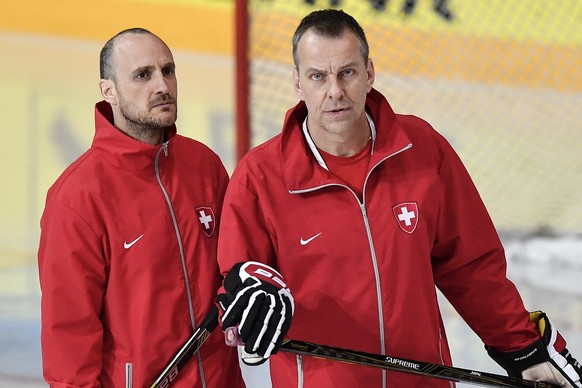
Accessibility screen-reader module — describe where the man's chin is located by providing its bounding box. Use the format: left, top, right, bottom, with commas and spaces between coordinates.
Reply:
323, 120, 353, 134
154, 112, 177, 127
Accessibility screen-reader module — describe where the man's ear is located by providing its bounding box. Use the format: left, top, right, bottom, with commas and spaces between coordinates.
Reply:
292, 67, 304, 101
99, 79, 117, 105
366, 58, 375, 93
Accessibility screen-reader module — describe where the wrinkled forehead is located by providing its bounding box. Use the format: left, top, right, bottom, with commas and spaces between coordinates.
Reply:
297, 29, 365, 69
112, 33, 174, 73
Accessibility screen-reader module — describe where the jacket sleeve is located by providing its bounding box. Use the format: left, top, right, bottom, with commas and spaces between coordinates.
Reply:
430, 137, 539, 352
213, 154, 230, 234
217, 167, 278, 280
38, 200, 107, 387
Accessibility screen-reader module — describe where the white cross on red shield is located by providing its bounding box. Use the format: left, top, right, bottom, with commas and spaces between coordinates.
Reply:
196, 206, 216, 237
392, 202, 419, 234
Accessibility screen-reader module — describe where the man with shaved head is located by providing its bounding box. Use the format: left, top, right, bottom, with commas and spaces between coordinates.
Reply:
38, 28, 243, 387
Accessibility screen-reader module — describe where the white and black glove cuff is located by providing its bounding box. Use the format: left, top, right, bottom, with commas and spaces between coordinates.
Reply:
487, 311, 581, 387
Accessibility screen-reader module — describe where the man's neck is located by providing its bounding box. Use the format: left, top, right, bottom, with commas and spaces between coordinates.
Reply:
309, 119, 371, 157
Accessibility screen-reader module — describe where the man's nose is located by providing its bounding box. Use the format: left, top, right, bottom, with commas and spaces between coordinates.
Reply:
327, 77, 344, 100
154, 73, 171, 93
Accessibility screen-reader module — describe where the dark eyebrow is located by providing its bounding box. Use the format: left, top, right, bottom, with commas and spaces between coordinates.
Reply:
304, 66, 324, 74
338, 61, 359, 70
304, 60, 360, 74
133, 65, 153, 75
132, 62, 175, 75
162, 62, 175, 70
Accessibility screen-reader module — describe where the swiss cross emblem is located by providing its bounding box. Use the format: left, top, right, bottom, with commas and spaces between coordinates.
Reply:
196, 206, 216, 237
392, 202, 419, 234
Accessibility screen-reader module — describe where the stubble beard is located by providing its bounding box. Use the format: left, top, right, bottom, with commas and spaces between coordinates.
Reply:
118, 95, 178, 137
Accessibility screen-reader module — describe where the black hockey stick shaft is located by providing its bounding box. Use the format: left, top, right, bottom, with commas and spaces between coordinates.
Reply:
279, 339, 560, 388
150, 306, 219, 388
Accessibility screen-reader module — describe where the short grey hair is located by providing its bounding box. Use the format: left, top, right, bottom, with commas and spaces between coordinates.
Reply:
292, 9, 369, 68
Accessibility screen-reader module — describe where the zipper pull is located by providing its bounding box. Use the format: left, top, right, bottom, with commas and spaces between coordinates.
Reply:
360, 203, 368, 219
162, 142, 169, 157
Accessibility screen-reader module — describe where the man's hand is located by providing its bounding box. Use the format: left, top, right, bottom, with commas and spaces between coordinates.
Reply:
217, 261, 294, 365
487, 311, 582, 387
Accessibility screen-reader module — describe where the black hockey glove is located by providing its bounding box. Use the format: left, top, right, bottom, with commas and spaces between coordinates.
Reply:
217, 261, 294, 366
487, 311, 582, 387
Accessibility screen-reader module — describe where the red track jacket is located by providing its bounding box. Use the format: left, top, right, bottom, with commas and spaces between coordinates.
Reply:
217, 89, 539, 387
38, 101, 243, 388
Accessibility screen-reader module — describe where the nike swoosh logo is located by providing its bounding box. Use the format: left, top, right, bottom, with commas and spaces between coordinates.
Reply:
300, 233, 322, 246
124, 234, 144, 249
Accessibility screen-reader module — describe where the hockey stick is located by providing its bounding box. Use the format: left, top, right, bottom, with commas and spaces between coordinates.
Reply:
150, 306, 218, 388
276, 338, 560, 388
224, 327, 556, 387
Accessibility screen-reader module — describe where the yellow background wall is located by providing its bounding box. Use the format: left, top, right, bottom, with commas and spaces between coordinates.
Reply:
1, 0, 233, 53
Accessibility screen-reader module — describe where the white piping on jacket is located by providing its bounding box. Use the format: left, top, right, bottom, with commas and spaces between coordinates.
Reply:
290, 123, 413, 388
155, 143, 208, 388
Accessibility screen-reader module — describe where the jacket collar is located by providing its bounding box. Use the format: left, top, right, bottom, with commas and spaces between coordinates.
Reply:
280, 88, 412, 192
301, 111, 377, 171
91, 101, 177, 172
